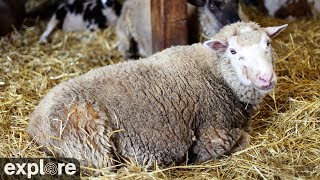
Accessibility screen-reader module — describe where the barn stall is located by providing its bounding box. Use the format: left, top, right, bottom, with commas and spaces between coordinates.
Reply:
0, 0, 319, 179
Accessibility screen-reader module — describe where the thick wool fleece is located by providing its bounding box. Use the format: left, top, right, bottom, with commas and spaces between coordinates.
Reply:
28, 40, 266, 168
211, 21, 262, 45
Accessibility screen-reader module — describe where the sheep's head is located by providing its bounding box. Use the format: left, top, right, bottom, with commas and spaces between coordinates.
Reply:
188, 0, 240, 26
204, 22, 287, 94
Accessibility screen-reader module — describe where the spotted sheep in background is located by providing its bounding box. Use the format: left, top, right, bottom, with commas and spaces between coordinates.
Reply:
38, 0, 119, 43
188, 0, 241, 41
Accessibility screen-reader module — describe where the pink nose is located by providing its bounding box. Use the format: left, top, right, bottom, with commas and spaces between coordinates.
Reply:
258, 74, 273, 85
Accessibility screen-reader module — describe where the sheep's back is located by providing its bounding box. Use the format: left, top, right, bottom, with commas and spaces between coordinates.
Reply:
28, 44, 252, 166
79, 52, 207, 165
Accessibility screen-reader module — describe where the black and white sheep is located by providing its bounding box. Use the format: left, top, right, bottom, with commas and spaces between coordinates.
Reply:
116, 0, 241, 57
27, 22, 287, 168
38, 0, 119, 43
188, 0, 241, 40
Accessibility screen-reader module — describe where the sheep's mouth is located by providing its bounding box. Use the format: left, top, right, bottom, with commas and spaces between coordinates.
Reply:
253, 81, 277, 93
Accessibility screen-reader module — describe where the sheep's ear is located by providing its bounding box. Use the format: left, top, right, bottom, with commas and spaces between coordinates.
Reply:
188, 0, 205, 6
203, 39, 228, 51
263, 24, 288, 38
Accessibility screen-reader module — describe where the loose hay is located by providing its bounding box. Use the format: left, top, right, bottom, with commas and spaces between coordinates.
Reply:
0, 6, 319, 180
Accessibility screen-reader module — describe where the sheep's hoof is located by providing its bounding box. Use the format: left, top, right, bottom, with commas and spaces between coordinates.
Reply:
229, 131, 251, 153
38, 37, 48, 44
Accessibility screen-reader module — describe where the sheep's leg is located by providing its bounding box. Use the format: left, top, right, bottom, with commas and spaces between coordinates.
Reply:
192, 127, 248, 163
39, 15, 59, 43
116, 28, 131, 57
228, 130, 251, 153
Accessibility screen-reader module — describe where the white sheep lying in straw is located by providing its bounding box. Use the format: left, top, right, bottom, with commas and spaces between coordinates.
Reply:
28, 22, 287, 168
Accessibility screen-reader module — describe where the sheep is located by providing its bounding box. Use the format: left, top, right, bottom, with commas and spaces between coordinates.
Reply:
188, 0, 241, 42
0, 0, 26, 36
116, 0, 241, 58
27, 22, 287, 168
38, 0, 119, 43
244, 0, 320, 19
27, 0, 123, 20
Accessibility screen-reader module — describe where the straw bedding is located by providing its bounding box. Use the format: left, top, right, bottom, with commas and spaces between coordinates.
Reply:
0, 3, 319, 179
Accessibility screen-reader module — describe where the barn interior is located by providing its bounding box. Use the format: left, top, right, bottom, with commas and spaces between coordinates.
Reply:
0, 0, 319, 179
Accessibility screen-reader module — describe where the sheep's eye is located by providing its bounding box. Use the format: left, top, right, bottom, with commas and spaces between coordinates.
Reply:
230, 49, 237, 54
209, 0, 221, 10
267, 40, 271, 46
239, 57, 244, 61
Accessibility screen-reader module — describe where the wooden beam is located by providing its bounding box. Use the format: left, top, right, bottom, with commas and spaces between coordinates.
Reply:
151, 0, 188, 54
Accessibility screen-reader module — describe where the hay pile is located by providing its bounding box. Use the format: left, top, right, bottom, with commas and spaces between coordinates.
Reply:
0, 5, 319, 179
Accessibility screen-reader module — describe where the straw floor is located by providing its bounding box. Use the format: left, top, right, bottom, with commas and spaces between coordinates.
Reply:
0, 4, 319, 180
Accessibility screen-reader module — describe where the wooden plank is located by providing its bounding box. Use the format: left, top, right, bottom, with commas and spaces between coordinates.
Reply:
151, 0, 188, 54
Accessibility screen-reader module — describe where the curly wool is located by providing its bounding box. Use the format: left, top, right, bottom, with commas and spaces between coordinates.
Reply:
28, 23, 271, 168
211, 22, 262, 44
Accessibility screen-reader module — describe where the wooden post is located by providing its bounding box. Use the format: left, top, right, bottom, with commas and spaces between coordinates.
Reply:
151, 0, 188, 54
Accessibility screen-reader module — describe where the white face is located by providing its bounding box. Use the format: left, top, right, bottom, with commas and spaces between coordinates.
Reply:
204, 24, 287, 94
225, 33, 276, 93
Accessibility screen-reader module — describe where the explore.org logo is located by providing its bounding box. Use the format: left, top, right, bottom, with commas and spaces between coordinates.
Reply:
0, 158, 80, 180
